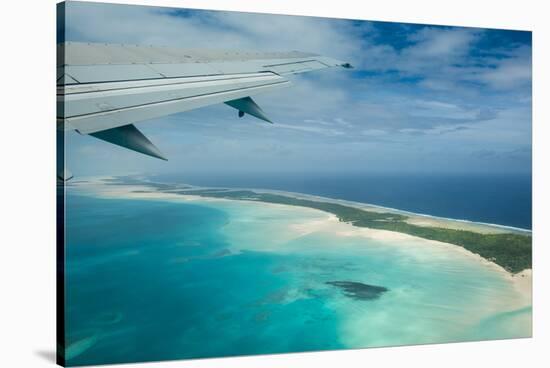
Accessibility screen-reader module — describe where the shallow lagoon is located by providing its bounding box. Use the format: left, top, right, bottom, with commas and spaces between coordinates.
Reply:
64, 188, 531, 366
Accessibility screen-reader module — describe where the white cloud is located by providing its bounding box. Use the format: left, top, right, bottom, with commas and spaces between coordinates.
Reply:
361, 129, 387, 136
478, 56, 532, 89
406, 28, 478, 58
270, 122, 346, 137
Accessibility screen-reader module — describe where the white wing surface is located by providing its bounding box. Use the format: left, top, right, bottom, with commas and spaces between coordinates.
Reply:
57, 42, 351, 160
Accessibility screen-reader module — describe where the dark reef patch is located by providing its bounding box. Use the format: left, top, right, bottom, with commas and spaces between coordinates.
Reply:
326, 281, 388, 301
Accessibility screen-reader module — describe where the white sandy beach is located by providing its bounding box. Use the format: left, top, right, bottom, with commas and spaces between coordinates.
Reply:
285, 209, 532, 309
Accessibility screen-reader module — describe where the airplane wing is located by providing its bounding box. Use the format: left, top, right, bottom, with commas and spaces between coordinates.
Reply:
57, 42, 352, 160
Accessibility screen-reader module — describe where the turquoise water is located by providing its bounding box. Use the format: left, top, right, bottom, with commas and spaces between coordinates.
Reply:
64, 189, 531, 366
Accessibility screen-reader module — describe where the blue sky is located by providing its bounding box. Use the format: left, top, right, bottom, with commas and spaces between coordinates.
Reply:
61, 1, 532, 176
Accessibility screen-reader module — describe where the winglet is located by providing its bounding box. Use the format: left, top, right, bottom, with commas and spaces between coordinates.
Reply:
225, 97, 273, 124
87, 124, 168, 161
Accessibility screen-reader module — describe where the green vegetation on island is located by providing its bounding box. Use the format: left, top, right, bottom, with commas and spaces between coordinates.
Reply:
172, 188, 532, 273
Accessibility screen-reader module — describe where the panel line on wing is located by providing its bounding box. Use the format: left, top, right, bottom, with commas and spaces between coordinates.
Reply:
262, 59, 326, 67
58, 72, 278, 96
62, 80, 289, 120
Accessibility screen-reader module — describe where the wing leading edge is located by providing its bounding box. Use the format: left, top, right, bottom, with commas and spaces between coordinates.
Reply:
57, 42, 352, 160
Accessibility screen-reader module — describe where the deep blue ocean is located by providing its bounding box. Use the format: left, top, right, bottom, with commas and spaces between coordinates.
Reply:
152, 172, 532, 229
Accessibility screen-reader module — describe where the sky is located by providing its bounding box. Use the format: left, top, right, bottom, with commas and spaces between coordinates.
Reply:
61, 1, 532, 176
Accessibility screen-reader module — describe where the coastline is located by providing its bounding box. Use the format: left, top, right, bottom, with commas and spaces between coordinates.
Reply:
140, 181, 531, 273
132, 177, 532, 235
286, 210, 532, 310
232, 190, 532, 235
70, 176, 532, 308
84, 175, 532, 234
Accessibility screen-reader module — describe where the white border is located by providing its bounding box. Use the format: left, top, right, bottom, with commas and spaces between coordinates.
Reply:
1, 0, 548, 367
